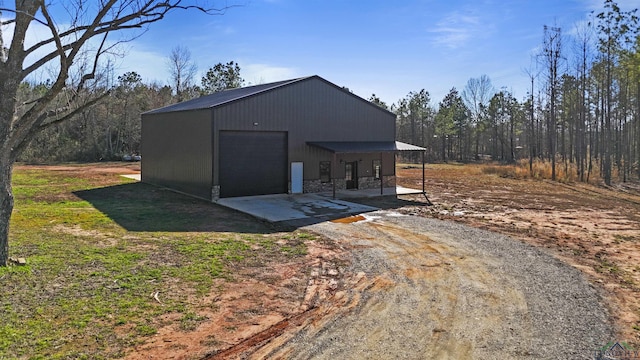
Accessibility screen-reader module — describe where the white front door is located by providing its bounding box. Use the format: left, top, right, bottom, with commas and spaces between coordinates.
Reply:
291, 162, 303, 194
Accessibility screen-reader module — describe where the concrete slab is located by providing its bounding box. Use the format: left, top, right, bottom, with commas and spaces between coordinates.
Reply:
217, 193, 378, 223
121, 174, 141, 181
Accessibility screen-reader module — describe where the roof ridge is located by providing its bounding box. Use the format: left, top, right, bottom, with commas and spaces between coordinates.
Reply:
143, 76, 315, 115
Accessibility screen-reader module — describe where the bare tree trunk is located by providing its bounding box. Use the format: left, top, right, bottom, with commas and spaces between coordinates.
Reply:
0, 161, 12, 266
475, 131, 481, 161
542, 25, 561, 181
0, 0, 228, 267
579, 64, 587, 182
509, 109, 515, 162
529, 76, 535, 173
604, 55, 612, 186
637, 82, 640, 179
0, 23, 18, 266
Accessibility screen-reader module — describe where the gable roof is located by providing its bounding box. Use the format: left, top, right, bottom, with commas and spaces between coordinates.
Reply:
143, 75, 395, 116
144, 77, 310, 114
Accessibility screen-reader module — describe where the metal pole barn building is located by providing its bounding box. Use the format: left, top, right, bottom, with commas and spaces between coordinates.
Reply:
141, 75, 425, 201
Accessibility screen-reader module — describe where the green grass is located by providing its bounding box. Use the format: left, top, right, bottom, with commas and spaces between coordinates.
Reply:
1, 166, 314, 358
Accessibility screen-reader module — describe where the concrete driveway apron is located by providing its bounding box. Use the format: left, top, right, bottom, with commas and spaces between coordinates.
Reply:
216, 193, 378, 223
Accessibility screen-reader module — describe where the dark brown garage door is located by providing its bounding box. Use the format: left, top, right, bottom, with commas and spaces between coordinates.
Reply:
219, 131, 288, 198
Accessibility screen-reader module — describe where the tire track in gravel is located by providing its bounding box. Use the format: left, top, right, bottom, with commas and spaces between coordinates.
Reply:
213, 211, 613, 359
365, 220, 534, 359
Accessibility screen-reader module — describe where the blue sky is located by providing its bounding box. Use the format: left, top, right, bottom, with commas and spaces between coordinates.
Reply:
7, 0, 640, 106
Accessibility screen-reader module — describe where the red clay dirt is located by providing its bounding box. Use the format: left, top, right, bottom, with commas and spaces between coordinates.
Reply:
123, 162, 640, 357
123, 231, 351, 360
17, 162, 638, 358
393, 163, 640, 345
21, 161, 141, 174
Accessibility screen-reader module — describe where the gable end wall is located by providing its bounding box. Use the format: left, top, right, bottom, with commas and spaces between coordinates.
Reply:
211, 77, 396, 185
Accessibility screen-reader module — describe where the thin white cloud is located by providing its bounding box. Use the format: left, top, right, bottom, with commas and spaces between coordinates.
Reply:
112, 45, 169, 84
429, 12, 487, 49
220, 25, 236, 35
241, 63, 299, 85
110, 44, 302, 87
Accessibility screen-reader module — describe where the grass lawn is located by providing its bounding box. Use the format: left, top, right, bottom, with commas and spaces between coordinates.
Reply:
0, 164, 312, 359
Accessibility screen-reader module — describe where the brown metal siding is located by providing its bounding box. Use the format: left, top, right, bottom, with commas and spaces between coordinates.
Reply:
325, 153, 395, 179
141, 109, 212, 199
212, 77, 396, 184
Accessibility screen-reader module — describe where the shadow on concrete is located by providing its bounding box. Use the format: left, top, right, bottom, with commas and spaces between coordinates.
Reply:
277, 194, 432, 228
346, 194, 433, 211
216, 194, 378, 224
74, 182, 277, 234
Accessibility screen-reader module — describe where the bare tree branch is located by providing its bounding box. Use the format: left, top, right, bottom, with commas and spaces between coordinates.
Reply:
0, 18, 16, 26
21, 1, 233, 60
77, 32, 109, 92
39, 2, 68, 69
38, 90, 112, 131
18, 1, 232, 82
15, 0, 119, 137
1, 0, 239, 266
0, 7, 48, 27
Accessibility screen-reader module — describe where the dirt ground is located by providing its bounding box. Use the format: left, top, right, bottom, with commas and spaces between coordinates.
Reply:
128, 162, 639, 358
235, 211, 612, 359
20, 161, 142, 174
393, 163, 640, 346
124, 235, 351, 360
19, 162, 638, 358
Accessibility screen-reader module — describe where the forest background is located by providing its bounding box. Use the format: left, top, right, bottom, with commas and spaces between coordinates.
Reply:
15, 0, 640, 186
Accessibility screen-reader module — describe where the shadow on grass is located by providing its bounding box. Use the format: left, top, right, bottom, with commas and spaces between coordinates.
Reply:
74, 182, 277, 234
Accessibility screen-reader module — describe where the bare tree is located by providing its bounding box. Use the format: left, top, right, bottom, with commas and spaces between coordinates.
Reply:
572, 20, 594, 182
167, 45, 198, 101
540, 25, 563, 181
523, 61, 541, 173
0, 1, 230, 266
462, 75, 494, 160
594, 0, 638, 185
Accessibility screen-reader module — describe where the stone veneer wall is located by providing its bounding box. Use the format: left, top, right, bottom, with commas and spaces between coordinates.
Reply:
358, 175, 396, 190
303, 176, 396, 194
303, 179, 342, 193
358, 176, 377, 190
213, 175, 397, 200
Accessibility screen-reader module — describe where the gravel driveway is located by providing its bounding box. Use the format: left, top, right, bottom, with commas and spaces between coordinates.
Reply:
247, 210, 614, 359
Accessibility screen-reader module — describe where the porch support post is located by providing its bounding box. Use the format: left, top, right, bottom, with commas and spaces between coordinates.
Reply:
421, 150, 433, 205
422, 151, 426, 194
332, 152, 337, 199
380, 152, 384, 195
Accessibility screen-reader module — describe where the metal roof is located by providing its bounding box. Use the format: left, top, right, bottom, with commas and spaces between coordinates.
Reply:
143, 77, 312, 114
307, 141, 426, 153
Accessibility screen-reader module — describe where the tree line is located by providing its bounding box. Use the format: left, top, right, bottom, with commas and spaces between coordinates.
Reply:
15, 1, 640, 187
17, 47, 244, 163
390, 0, 639, 185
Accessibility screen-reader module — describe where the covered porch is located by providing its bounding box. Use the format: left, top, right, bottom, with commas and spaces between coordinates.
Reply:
307, 141, 429, 201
